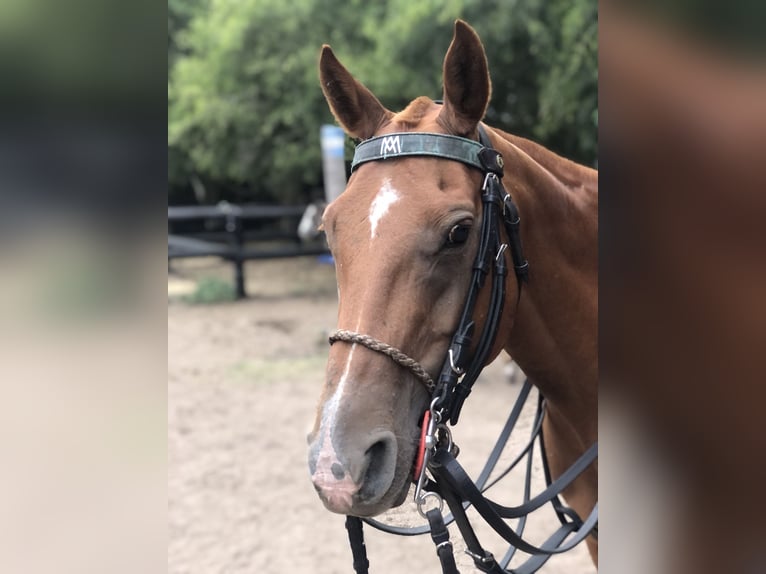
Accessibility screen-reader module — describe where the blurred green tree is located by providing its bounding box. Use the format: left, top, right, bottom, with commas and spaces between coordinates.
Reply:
168, 0, 597, 204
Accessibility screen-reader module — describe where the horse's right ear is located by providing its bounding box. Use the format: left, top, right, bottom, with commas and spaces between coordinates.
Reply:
319, 45, 392, 140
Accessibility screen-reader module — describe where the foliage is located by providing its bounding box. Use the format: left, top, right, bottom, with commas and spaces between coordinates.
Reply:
168, 0, 598, 203
168, 0, 205, 64
183, 276, 236, 304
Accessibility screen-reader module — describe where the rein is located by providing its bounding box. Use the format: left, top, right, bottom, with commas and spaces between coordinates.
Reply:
331, 126, 597, 573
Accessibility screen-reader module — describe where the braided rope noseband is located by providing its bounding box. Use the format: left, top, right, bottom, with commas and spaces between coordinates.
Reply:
328, 329, 436, 393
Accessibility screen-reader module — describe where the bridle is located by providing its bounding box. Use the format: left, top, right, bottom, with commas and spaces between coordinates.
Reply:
330, 126, 528, 419
327, 126, 598, 573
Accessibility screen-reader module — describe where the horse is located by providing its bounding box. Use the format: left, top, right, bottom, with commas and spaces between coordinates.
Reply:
306, 20, 598, 567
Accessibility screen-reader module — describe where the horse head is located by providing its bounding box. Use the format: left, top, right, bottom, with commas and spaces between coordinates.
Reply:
307, 21, 514, 517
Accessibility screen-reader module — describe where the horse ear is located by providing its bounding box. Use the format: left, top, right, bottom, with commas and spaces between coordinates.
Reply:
438, 20, 491, 136
319, 45, 392, 139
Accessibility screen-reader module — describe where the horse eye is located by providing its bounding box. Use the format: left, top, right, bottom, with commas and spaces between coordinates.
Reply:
447, 223, 470, 246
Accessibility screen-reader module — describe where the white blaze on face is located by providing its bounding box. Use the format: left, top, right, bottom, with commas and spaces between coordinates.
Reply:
369, 178, 400, 239
314, 339, 357, 469
311, 343, 359, 511
322, 343, 355, 431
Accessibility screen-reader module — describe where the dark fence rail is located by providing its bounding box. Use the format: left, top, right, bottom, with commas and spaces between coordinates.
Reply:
168, 203, 328, 298
168, 204, 308, 221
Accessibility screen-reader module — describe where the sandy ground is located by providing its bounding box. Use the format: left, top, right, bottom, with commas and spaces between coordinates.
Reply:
168, 256, 595, 574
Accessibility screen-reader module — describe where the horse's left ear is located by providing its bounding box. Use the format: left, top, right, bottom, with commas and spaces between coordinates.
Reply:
438, 20, 491, 136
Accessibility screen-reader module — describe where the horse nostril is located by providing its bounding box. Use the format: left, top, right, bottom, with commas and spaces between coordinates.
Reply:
359, 433, 397, 503
331, 462, 346, 480
365, 440, 387, 477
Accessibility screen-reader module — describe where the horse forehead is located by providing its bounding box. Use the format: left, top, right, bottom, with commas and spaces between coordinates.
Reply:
343, 165, 434, 211
363, 173, 440, 245
325, 156, 480, 240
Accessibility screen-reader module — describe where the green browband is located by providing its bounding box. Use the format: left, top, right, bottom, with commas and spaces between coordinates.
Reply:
351, 132, 491, 173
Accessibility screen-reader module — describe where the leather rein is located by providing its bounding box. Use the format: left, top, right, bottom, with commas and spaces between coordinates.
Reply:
329, 126, 598, 573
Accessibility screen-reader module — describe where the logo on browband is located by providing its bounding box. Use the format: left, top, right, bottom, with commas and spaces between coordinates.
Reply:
380, 135, 402, 157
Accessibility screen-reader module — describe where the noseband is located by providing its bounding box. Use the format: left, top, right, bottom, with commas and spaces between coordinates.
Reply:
328, 329, 435, 393
329, 125, 528, 425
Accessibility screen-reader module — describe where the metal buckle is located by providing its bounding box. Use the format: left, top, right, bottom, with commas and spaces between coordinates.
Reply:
416, 491, 444, 519
502, 192, 521, 224
413, 399, 442, 504
464, 549, 496, 564
434, 423, 453, 453
482, 172, 497, 191
448, 348, 465, 375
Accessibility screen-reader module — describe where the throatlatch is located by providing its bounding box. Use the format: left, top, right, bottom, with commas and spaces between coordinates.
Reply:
337, 125, 596, 574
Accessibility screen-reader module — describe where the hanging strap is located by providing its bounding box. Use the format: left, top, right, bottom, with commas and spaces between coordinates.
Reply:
431, 445, 598, 556
345, 516, 370, 574
362, 380, 536, 537
354, 380, 597, 573
426, 507, 460, 574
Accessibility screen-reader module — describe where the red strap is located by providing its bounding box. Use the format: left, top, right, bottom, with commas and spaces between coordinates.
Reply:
413, 410, 431, 479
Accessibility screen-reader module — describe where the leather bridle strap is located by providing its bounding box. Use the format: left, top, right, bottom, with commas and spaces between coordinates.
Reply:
361, 379, 536, 538
426, 508, 459, 574
351, 132, 488, 172
435, 125, 527, 425
358, 378, 598, 573
428, 382, 598, 572
430, 441, 598, 573
344, 516, 370, 574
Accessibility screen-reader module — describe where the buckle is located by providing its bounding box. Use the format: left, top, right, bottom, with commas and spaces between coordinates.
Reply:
465, 548, 496, 565
502, 193, 521, 224
481, 172, 497, 191
448, 348, 465, 375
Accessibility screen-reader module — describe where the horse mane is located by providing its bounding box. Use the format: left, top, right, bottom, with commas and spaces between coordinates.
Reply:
391, 98, 597, 193
492, 128, 597, 191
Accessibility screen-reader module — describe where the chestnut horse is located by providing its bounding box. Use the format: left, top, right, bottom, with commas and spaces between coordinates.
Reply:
307, 20, 598, 564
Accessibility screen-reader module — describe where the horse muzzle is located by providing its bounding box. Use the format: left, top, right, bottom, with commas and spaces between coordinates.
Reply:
308, 428, 399, 515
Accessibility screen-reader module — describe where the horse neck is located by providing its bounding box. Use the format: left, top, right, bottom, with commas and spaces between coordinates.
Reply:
490, 128, 598, 413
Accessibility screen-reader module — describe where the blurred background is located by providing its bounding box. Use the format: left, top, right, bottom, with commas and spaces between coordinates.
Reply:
168, 0, 598, 208
0, 0, 763, 572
